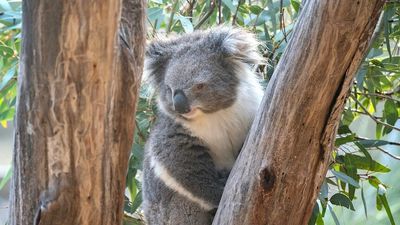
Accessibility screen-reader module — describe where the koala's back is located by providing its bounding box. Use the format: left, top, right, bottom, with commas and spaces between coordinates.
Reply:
142, 114, 222, 225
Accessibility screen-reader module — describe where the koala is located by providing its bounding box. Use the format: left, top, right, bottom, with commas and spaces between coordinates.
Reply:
142, 27, 264, 225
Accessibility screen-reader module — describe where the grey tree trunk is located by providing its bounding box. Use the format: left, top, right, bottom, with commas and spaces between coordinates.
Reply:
9, 0, 145, 225
213, 1, 385, 225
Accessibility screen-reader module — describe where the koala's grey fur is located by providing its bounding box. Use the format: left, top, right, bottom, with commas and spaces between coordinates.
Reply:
142, 27, 264, 225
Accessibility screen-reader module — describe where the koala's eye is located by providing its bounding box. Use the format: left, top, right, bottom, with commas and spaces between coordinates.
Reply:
194, 83, 205, 91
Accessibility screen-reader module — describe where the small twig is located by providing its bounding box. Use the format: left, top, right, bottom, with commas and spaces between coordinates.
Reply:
344, 108, 383, 119
218, 0, 222, 24
350, 94, 400, 132
232, 0, 243, 25
135, 120, 147, 143
375, 146, 400, 160
374, 86, 400, 96
183, 0, 195, 22
352, 91, 400, 103
167, 0, 180, 33
265, 29, 293, 60
279, 0, 288, 43
194, 0, 216, 29
252, 13, 260, 30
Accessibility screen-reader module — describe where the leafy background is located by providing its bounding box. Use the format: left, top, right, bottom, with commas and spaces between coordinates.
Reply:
0, 0, 399, 225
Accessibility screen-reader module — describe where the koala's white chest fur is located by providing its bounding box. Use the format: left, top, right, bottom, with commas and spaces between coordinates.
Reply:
182, 75, 263, 170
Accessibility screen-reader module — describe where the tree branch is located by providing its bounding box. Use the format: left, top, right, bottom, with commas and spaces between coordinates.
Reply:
194, 0, 216, 29
213, 1, 385, 225
350, 94, 400, 132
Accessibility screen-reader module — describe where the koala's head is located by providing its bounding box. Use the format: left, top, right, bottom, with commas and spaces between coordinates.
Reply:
145, 27, 262, 121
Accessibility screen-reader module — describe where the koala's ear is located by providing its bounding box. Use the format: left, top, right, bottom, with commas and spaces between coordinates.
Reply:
143, 40, 172, 89
216, 28, 264, 65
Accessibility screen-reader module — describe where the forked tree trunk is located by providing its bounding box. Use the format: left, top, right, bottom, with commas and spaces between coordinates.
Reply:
213, 1, 385, 225
9, 0, 145, 225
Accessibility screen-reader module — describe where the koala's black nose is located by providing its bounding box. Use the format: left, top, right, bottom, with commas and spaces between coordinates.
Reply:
173, 90, 191, 114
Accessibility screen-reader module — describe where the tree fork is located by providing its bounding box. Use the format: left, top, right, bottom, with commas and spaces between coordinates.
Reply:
9, 0, 145, 224
213, 1, 385, 225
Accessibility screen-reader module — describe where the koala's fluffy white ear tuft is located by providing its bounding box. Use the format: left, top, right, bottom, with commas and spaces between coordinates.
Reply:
219, 28, 264, 65
143, 40, 172, 89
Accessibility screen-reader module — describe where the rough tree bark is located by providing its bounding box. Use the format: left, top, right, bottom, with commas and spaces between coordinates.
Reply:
213, 1, 385, 225
9, 0, 145, 225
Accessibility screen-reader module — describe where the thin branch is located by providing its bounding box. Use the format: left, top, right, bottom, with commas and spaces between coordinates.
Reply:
186, 0, 196, 22
167, 0, 180, 33
375, 86, 400, 96
265, 28, 293, 60
350, 94, 400, 132
135, 120, 147, 143
279, 0, 288, 42
375, 146, 400, 160
352, 91, 400, 103
232, 0, 243, 25
194, 0, 216, 29
344, 108, 383, 119
218, 0, 222, 24
252, 13, 260, 30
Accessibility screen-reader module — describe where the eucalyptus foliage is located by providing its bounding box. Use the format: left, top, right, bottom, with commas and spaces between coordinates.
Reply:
0, 1, 399, 225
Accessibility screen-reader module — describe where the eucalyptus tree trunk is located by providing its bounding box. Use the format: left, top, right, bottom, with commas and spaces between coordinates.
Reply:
9, 0, 145, 225
213, 1, 385, 225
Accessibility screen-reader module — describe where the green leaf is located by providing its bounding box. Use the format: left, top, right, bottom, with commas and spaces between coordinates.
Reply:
331, 170, 360, 188
376, 123, 383, 139
335, 134, 355, 147
328, 205, 340, 225
345, 154, 390, 173
221, 0, 235, 13
0, 165, 11, 190
370, 59, 384, 67
131, 143, 144, 170
290, 0, 300, 13
330, 193, 355, 211
316, 214, 324, 225
354, 142, 372, 161
308, 203, 319, 225
147, 7, 163, 21
0, 64, 16, 91
376, 193, 383, 211
337, 125, 352, 135
131, 190, 143, 212
320, 181, 328, 199
356, 64, 367, 89
361, 187, 368, 218
368, 176, 383, 189
341, 110, 354, 126
0, 0, 12, 11
383, 8, 394, 60
177, 15, 193, 33
126, 168, 137, 211
384, 99, 398, 127
346, 168, 357, 200
358, 139, 393, 148
0, 44, 15, 57
249, 5, 263, 15
378, 194, 396, 225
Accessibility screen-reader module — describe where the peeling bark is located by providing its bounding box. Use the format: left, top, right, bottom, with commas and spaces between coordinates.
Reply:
213, 1, 385, 225
9, 0, 145, 225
